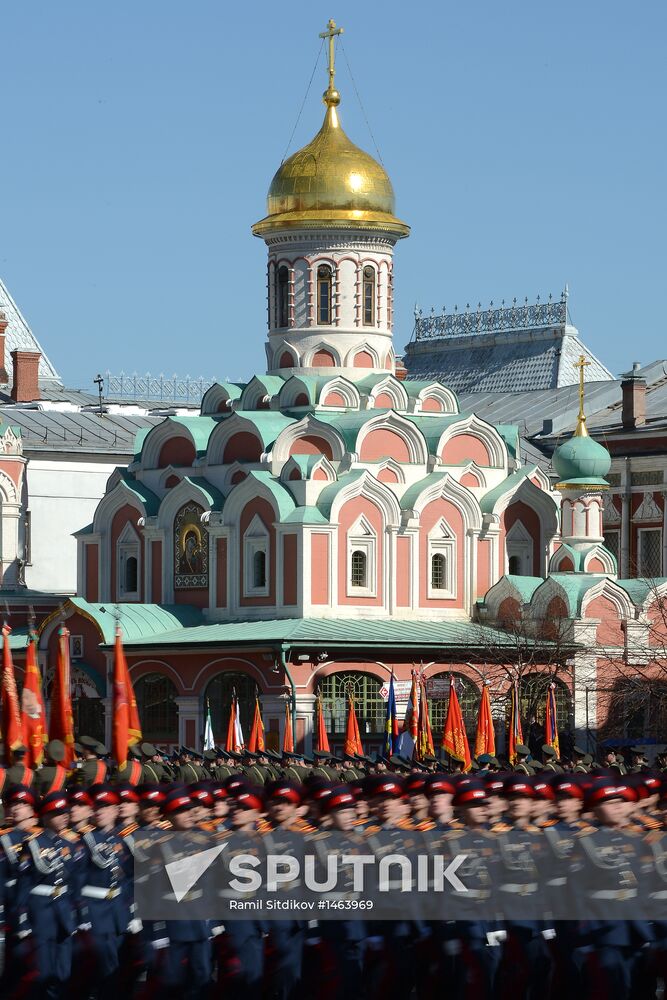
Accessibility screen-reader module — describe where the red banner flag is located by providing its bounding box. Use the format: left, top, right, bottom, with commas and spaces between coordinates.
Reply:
247, 695, 265, 753
315, 694, 330, 753
226, 692, 245, 753
474, 682, 496, 759
1, 625, 23, 764
402, 670, 419, 745
112, 625, 142, 771
282, 700, 294, 754
545, 682, 560, 758
21, 630, 47, 767
417, 676, 435, 760
344, 695, 363, 758
441, 676, 471, 771
508, 679, 524, 766
50, 625, 74, 767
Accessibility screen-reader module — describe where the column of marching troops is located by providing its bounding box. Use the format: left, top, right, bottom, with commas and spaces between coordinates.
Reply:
2, 734, 667, 998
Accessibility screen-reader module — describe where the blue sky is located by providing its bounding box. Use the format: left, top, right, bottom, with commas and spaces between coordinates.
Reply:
1, 2, 665, 390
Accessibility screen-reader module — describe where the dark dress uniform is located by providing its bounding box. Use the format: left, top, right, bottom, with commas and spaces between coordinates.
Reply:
15, 824, 82, 998
78, 824, 131, 996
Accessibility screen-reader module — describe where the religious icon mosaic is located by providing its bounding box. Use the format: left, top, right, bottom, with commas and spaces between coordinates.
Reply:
174, 502, 208, 589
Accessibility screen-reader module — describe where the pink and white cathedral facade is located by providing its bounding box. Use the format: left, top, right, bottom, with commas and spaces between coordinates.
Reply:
28, 30, 667, 755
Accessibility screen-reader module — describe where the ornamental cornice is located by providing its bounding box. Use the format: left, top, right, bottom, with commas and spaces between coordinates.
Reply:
266, 233, 396, 252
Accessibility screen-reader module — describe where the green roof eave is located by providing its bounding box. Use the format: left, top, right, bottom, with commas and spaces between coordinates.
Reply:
244, 471, 297, 519
133, 426, 152, 461
232, 411, 296, 448
313, 410, 377, 451
111, 616, 552, 651
502, 574, 544, 602
54, 598, 206, 645
480, 468, 534, 514
282, 506, 328, 524
400, 472, 449, 511
73, 522, 94, 537
119, 470, 160, 516
556, 477, 610, 488
542, 574, 605, 616
138, 415, 219, 463
402, 413, 461, 453
8, 628, 30, 651
493, 424, 520, 460
617, 577, 667, 605
316, 470, 365, 519
181, 475, 225, 510
401, 378, 460, 408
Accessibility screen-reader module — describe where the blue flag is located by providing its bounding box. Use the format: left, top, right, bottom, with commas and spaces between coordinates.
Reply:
384, 672, 399, 756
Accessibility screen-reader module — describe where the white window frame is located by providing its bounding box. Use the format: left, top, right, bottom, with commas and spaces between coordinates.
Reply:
505, 520, 533, 577
243, 514, 270, 597
638, 527, 662, 579
117, 523, 141, 600
346, 515, 377, 597
427, 518, 457, 598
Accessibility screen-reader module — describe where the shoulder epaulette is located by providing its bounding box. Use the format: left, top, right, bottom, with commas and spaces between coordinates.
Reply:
61, 830, 81, 843
119, 822, 139, 837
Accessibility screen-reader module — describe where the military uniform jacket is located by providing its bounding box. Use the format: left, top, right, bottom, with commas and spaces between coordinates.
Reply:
141, 761, 164, 784
15, 828, 82, 939
80, 759, 108, 787
178, 762, 205, 783
79, 827, 131, 934
33, 764, 69, 797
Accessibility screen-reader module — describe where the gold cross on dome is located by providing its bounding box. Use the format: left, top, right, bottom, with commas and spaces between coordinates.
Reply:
574, 354, 591, 437
319, 19, 344, 95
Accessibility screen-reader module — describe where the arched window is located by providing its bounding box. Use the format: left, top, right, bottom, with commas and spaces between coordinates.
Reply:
205, 672, 257, 741
253, 549, 266, 589
508, 555, 522, 575
426, 673, 480, 743
134, 673, 179, 743
363, 266, 376, 326
125, 556, 138, 594
276, 265, 289, 328
431, 552, 446, 590
350, 549, 367, 588
317, 265, 333, 325
318, 671, 384, 744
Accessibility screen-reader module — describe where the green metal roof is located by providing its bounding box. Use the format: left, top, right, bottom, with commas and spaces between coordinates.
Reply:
480, 468, 534, 514
278, 375, 320, 405
537, 574, 606, 616
617, 578, 667, 606
401, 472, 450, 511
552, 542, 617, 575
314, 410, 378, 451
316, 471, 365, 519
181, 475, 225, 510
501, 575, 544, 602
282, 506, 328, 524
8, 628, 30, 651
118, 471, 160, 517
57, 598, 205, 644
241, 375, 287, 406
231, 411, 296, 448
402, 413, 461, 453
242, 471, 296, 519
493, 424, 520, 460
112, 615, 546, 650
284, 455, 324, 478
138, 415, 219, 463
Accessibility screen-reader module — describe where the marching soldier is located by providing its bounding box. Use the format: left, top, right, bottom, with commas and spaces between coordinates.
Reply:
542, 744, 564, 774
572, 745, 590, 773
513, 744, 535, 775
78, 736, 108, 786
6, 746, 34, 788
33, 740, 69, 797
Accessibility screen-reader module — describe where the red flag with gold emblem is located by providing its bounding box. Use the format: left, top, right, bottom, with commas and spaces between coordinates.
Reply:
417, 676, 435, 760
282, 700, 294, 754
508, 679, 524, 766
49, 625, 74, 767
441, 676, 471, 771
21, 628, 47, 767
113, 625, 142, 771
402, 670, 419, 745
474, 682, 496, 759
1, 625, 23, 764
545, 682, 560, 758
344, 695, 363, 757
247, 695, 265, 753
226, 691, 245, 753
315, 693, 330, 753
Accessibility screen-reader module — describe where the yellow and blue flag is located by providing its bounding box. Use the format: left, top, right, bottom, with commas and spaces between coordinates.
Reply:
384, 671, 399, 756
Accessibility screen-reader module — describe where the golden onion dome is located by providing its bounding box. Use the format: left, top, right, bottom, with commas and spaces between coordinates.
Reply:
252, 88, 409, 239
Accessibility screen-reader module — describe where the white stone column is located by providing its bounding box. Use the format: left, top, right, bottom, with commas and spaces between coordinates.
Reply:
296, 693, 317, 754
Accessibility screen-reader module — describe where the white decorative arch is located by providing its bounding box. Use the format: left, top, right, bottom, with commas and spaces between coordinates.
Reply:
280, 455, 336, 484
456, 462, 488, 490
405, 472, 483, 533
374, 458, 406, 484
640, 579, 667, 616
344, 341, 381, 368
318, 376, 361, 409
437, 414, 507, 469
138, 418, 199, 471
329, 469, 402, 527
414, 383, 458, 415
92, 479, 145, 534
221, 473, 295, 528
222, 461, 251, 490
156, 477, 216, 532
580, 577, 635, 620
489, 476, 560, 553
368, 375, 409, 411
0, 467, 18, 504
528, 576, 573, 619
271, 414, 346, 465
271, 342, 302, 370
200, 382, 242, 416
482, 574, 532, 616
305, 341, 343, 367
583, 544, 618, 576
355, 411, 429, 466
505, 520, 534, 576
278, 375, 315, 409
240, 376, 281, 412
207, 414, 266, 467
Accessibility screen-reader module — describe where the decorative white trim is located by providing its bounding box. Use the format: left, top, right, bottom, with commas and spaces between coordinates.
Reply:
243, 514, 270, 598
602, 492, 621, 525
427, 518, 456, 599
367, 375, 409, 411
270, 415, 346, 465
318, 376, 361, 409
437, 414, 508, 470
346, 514, 377, 598
635, 491, 662, 522
505, 520, 534, 576
355, 410, 428, 465
116, 522, 141, 600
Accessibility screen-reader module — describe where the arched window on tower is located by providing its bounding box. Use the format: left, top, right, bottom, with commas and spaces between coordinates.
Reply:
350, 549, 367, 588
431, 552, 446, 590
276, 265, 289, 328
253, 549, 267, 589
317, 265, 333, 325
363, 266, 376, 326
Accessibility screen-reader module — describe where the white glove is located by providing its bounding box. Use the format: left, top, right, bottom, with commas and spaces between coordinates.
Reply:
542, 927, 556, 940
127, 918, 143, 934
77, 923, 93, 932
210, 925, 225, 937
152, 937, 170, 950
486, 929, 507, 946
16, 930, 32, 940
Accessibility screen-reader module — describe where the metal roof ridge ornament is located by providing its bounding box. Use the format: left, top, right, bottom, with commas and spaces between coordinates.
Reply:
414, 291, 568, 341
